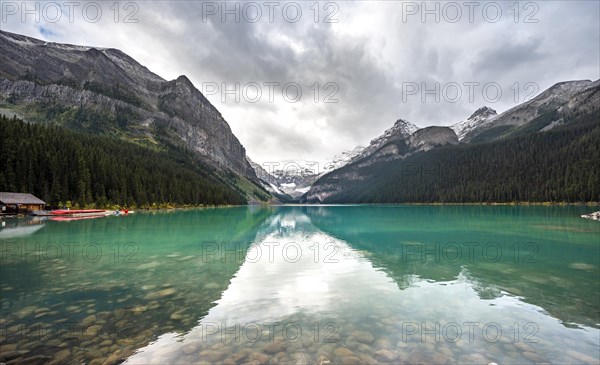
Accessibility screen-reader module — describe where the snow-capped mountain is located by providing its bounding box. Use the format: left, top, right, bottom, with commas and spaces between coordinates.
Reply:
249, 150, 368, 198
324, 146, 366, 172
248, 160, 321, 198
451, 106, 497, 141
346, 119, 418, 164
249, 120, 418, 198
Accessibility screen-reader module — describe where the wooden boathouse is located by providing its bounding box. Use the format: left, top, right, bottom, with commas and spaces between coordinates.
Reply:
0, 192, 47, 214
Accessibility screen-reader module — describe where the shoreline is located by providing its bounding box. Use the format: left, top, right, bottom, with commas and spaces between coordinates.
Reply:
362, 202, 600, 206
284, 202, 600, 207
4, 202, 597, 218
86, 201, 600, 209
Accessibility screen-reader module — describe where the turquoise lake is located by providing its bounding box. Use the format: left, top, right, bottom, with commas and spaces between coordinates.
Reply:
0, 205, 599, 364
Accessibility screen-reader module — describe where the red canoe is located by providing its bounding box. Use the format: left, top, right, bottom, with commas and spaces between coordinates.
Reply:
51, 209, 106, 215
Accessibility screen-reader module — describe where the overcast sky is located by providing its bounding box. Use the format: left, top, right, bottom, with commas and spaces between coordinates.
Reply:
2, 0, 599, 164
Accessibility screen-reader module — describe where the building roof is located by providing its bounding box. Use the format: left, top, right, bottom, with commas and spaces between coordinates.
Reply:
0, 192, 46, 205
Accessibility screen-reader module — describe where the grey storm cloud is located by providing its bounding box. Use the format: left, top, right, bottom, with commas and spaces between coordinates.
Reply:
470, 37, 547, 76
2, 0, 598, 163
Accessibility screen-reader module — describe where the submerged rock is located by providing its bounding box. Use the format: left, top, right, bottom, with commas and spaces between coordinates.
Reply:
357, 353, 379, 364
16, 306, 38, 319
49, 349, 71, 363
170, 309, 187, 320
292, 352, 310, 365
263, 340, 287, 354
130, 305, 148, 313
144, 287, 177, 299
350, 330, 375, 344
136, 261, 161, 270
334, 347, 354, 357
569, 262, 596, 270
0, 343, 17, 353
13, 355, 51, 365
84, 325, 102, 338
375, 349, 399, 362
317, 355, 331, 365
432, 352, 452, 364
204, 282, 221, 289
339, 356, 361, 365
81, 314, 97, 327
247, 350, 270, 363
373, 337, 392, 350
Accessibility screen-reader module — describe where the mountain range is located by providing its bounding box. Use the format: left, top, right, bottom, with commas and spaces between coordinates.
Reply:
1, 30, 598, 206
302, 79, 600, 203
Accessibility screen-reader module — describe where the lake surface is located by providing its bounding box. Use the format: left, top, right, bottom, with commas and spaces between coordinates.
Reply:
1, 205, 599, 364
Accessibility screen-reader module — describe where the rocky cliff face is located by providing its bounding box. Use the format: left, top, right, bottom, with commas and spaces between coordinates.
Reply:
247, 158, 278, 185
408, 126, 459, 152
0, 30, 257, 180
542, 79, 600, 131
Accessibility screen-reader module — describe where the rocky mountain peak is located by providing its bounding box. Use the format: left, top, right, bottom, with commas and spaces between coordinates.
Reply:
345, 118, 418, 164
468, 106, 497, 120
176, 75, 192, 84
392, 119, 419, 136
451, 106, 497, 142
369, 118, 418, 150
